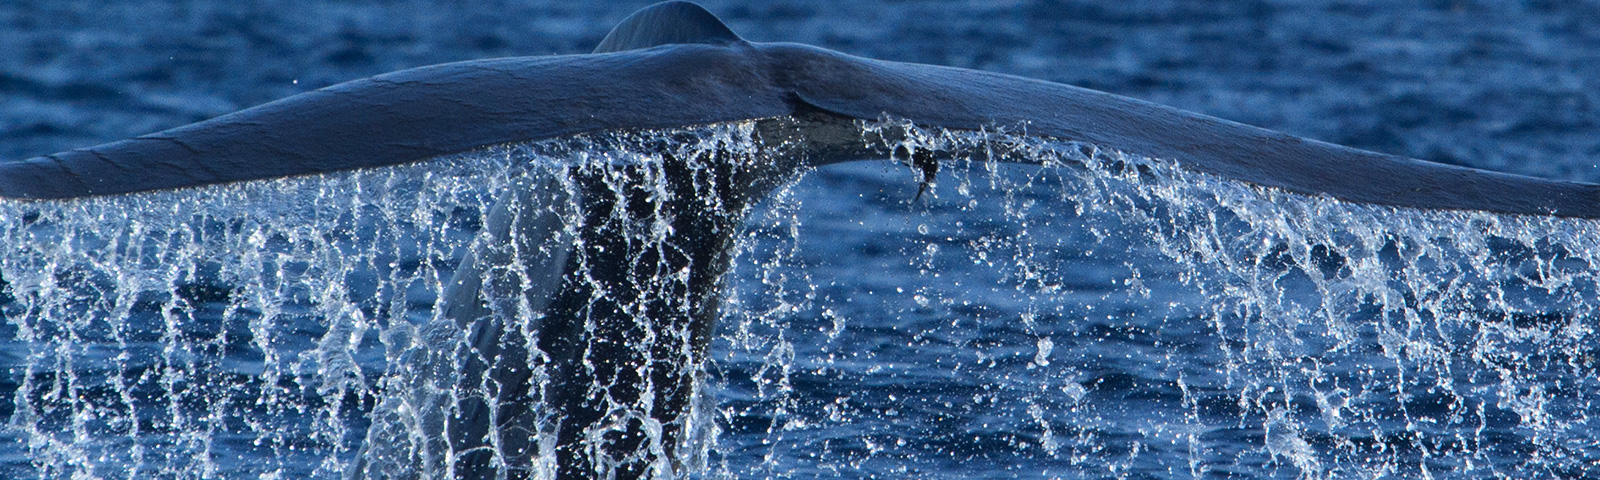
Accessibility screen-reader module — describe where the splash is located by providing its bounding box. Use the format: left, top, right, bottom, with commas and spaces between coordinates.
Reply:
2, 120, 1597, 479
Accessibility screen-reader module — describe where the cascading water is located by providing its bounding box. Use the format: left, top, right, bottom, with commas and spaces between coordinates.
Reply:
2, 121, 1597, 479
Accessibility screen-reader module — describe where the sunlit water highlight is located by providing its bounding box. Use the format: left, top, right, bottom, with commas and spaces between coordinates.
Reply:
2, 122, 1598, 479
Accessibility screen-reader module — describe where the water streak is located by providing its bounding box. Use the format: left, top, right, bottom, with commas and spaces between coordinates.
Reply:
2, 121, 1597, 479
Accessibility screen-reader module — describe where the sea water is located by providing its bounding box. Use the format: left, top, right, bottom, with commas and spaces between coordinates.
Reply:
2, 122, 1596, 479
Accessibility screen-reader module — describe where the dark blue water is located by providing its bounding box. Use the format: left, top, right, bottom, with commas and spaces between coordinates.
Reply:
5, 2, 1600, 479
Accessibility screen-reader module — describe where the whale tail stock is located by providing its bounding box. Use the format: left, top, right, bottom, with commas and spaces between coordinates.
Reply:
351, 6, 805, 479
592, 0, 745, 54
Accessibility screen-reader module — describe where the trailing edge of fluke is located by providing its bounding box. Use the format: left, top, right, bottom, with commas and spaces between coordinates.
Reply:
2, 1, 1598, 218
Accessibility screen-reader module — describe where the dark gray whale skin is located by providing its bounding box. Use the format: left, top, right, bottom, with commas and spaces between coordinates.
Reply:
3, 7, 1598, 217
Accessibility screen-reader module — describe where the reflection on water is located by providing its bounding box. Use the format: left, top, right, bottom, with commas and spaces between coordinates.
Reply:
2, 122, 1597, 478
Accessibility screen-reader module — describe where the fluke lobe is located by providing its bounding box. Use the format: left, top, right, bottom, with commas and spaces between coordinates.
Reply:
6, 2, 1600, 480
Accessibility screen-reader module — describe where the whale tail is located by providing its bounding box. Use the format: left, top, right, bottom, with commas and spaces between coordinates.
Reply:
592, 1, 744, 54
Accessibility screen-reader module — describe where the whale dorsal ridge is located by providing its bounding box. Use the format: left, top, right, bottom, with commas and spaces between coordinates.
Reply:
592, 1, 744, 54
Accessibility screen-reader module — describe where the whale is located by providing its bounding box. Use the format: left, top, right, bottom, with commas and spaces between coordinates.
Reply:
5, 2, 1600, 479
4, 3, 1598, 217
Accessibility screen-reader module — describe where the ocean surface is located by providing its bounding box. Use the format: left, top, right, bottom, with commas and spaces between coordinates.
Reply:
4, 1, 1600, 479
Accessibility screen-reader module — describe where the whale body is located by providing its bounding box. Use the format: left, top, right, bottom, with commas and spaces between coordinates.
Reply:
5, 2, 1600, 480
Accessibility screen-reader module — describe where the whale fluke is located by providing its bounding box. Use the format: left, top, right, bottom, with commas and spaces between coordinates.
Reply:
3, 2, 1597, 217
592, 1, 744, 54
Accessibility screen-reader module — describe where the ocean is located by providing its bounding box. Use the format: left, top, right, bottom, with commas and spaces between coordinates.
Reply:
3, 1, 1600, 478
